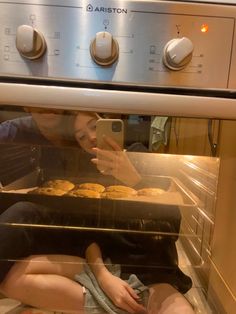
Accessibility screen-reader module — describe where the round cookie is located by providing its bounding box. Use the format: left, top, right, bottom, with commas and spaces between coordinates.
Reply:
101, 190, 133, 199
78, 183, 105, 193
66, 189, 100, 198
30, 187, 66, 196
43, 179, 75, 192
105, 185, 137, 196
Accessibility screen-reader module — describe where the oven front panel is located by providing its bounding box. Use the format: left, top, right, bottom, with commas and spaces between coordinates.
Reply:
0, 1, 236, 313
0, 0, 236, 89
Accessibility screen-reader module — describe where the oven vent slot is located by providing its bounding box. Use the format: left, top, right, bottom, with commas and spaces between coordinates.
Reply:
178, 158, 219, 218
176, 157, 218, 266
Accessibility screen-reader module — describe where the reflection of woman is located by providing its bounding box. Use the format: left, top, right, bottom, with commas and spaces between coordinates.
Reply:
74, 111, 142, 186
0, 111, 194, 313
0, 108, 75, 184
0, 107, 68, 145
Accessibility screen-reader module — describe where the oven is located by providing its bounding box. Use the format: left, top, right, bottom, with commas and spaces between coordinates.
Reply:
0, 0, 236, 313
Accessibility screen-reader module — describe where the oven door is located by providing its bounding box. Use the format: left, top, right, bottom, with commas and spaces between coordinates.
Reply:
0, 84, 236, 313
1, 0, 236, 312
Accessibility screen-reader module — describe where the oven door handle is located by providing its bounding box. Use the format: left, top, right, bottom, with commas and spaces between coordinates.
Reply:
1, 83, 236, 119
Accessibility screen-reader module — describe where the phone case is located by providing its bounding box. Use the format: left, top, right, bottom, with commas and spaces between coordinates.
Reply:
96, 119, 124, 150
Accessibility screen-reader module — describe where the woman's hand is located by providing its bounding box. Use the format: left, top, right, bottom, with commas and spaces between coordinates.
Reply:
91, 136, 141, 187
86, 243, 146, 314
97, 269, 147, 314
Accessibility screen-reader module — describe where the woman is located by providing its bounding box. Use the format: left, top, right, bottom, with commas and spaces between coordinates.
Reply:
0, 111, 194, 313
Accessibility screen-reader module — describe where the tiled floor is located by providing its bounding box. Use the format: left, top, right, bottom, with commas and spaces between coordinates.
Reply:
176, 240, 214, 313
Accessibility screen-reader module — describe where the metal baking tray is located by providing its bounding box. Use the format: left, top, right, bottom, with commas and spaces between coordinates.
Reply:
0, 172, 196, 235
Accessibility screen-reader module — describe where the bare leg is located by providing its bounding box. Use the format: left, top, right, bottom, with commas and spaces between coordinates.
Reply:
0, 255, 85, 314
147, 283, 195, 314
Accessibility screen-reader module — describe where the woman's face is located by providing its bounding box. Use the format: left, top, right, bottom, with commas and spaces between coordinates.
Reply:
74, 112, 98, 154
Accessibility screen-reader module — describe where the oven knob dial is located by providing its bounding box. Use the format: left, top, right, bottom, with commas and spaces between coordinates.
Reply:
90, 31, 119, 66
163, 37, 193, 70
16, 25, 46, 60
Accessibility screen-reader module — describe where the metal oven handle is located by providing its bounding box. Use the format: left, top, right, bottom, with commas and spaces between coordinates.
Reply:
1, 83, 236, 119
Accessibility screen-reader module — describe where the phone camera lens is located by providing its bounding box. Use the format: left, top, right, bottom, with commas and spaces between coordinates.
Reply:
112, 121, 122, 132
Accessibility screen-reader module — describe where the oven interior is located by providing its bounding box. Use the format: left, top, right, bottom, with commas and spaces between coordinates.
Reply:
1, 105, 232, 313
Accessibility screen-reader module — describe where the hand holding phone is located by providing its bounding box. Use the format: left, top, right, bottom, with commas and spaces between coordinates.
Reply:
92, 119, 141, 186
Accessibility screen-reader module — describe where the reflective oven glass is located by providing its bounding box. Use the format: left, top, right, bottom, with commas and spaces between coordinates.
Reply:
1, 105, 234, 313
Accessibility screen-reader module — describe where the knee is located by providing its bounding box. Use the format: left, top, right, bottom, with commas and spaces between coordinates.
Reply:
148, 284, 194, 314
0, 274, 15, 298
2, 202, 36, 217
161, 294, 195, 314
0, 259, 28, 299
8, 201, 42, 214
2, 201, 48, 223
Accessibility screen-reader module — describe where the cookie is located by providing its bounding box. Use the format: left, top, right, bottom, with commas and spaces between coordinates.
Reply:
101, 190, 133, 199
66, 189, 100, 198
105, 185, 137, 196
30, 187, 66, 196
77, 183, 105, 193
43, 179, 75, 192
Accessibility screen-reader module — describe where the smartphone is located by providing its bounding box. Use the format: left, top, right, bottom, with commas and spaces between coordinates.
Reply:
96, 119, 124, 150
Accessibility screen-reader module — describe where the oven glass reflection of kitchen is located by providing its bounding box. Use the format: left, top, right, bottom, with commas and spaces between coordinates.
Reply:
0, 106, 235, 313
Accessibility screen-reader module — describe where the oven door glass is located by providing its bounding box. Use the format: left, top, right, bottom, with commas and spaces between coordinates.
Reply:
0, 105, 235, 314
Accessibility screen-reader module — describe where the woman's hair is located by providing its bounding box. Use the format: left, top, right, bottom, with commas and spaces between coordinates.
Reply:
64, 110, 102, 147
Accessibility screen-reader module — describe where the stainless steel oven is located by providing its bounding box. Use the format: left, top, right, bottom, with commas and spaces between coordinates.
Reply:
0, 0, 236, 313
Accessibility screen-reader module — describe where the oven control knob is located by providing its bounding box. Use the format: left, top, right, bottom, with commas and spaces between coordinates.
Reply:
16, 25, 46, 60
90, 31, 119, 66
163, 37, 193, 70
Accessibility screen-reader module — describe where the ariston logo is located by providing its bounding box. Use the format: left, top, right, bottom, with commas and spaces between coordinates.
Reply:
86, 4, 128, 14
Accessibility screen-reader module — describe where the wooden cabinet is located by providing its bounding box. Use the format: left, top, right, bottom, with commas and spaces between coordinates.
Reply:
167, 118, 219, 157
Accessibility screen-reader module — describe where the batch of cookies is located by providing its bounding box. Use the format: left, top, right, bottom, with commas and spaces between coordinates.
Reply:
29, 179, 165, 200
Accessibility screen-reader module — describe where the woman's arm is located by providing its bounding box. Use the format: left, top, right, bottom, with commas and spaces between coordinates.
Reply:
85, 242, 146, 314
91, 136, 142, 187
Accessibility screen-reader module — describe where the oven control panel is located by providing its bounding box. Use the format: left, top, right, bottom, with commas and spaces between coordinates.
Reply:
0, 0, 236, 89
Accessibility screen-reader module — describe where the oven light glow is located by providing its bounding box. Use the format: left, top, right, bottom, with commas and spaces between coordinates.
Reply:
201, 24, 209, 33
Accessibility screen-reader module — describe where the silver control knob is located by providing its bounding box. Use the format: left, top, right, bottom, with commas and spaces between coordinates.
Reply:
16, 25, 46, 60
163, 37, 193, 70
90, 31, 119, 66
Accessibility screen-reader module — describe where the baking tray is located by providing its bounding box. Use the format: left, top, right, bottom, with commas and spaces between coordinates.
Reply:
0, 173, 196, 235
